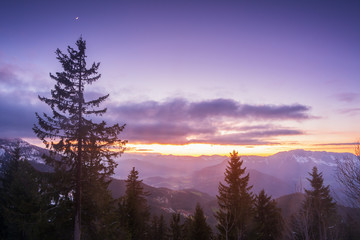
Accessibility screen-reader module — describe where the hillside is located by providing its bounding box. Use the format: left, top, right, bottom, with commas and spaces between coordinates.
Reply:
276, 192, 305, 221
1, 138, 356, 201
138, 150, 356, 200
192, 160, 294, 198
109, 178, 218, 226
0, 138, 218, 225
1, 138, 360, 233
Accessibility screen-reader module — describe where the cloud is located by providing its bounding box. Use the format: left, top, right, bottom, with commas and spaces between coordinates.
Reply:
112, 99, 188, 123
188, 129, 302, 145
0, 64, 19, 85
335, 92, 359, 103
315, 142, 358, 146
106, 98, 310, 145
0, 61, 50, 94
1, 83, 309, 146
187, 98, 311, 120
339, 108, 360, 115
238, 104, 310, 120
111, 98, 311, 122
0, 61, 52, 138
122, 122, 214, 144
188, 98, 238, 118
0, 93, 45, 138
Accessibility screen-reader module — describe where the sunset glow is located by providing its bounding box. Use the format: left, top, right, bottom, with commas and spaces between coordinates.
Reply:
125, 142, 355, 157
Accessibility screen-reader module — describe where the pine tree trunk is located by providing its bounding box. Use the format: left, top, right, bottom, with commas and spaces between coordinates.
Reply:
74, 211, 81, 240
74, 65, 83, 240
74, 140, 82, 240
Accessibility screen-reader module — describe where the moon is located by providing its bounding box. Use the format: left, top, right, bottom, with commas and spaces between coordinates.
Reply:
75, 17, 79, 20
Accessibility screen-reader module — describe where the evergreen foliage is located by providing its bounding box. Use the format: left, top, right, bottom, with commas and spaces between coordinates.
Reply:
169, 213, 182, 240
292, 166, 337, 240
119, 167, 150, 240
149, 214, 168, 240
33, 37, 126, 240
191, 203, 213, 240
182, 203, 212, 240
0, 146, 53, 239
253, 189, 283, 240
182, 215, 194, 240
215, 150, 254, 240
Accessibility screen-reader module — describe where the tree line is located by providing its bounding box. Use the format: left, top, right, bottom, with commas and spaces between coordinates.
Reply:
1, 38, 359, 239
0, 150, 211, 240
1, 142, 353, 240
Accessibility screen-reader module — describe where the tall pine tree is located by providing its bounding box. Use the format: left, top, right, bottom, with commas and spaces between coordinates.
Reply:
191, 203, 213, 240
182, 203, 212, 240
149, 214, 167, 240
33, 37, 126, 240
119, 167, 150, 240
169, 213, 182, 240
253, 189, 283, 240
292, 166, 337, 240
215, 150, 254, 240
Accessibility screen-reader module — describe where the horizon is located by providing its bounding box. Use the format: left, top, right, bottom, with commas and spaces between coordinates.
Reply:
15, 137, 358, 157
1, 0, 360, 156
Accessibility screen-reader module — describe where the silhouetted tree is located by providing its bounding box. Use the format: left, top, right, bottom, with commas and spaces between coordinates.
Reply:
0, 146, 52, 239
182, 216, 194, 240
191, 203, 213, 240
119, 167, 150, 240
182, 203, 212, 240
169, 213, 182, 240
253, 189, 283, 240
336, 144, 360, 208
215, 150, 254, 240
33, 37, 126, 240
80, 137, 119, 240
149, 214, 167, 240
292, 167, 337, 240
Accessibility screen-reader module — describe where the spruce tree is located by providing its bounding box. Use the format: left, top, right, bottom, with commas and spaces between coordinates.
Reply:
292, 166, 337, 240
305, 166, 337, 240
0, 145, 53, 239
119, 167, 150, 240
215, 150, 254, 240
169, 213, 182, 240
149, 214, 168, 240
182, 215, 194, 240
33, 37, 126, 240
191, 203, 213, 240
253, 190, 283, 240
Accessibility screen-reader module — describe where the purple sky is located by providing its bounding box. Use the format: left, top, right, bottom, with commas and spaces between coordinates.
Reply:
1, 0, 359, 155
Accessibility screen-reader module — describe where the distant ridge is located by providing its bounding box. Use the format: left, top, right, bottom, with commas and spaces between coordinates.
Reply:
0, 138, 356, 201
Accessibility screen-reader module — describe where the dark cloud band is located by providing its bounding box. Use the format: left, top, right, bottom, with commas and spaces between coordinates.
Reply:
111, 98, 311, 121
0, 92, 309, 145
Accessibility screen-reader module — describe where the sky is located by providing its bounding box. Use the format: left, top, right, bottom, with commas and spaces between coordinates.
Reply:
0, 0, 359, 156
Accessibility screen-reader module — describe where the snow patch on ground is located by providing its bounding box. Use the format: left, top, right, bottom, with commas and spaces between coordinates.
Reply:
0, 148, 5, 157
312, 159, 337, 167
30, 148, 39, 155
293, 154, 338, 167
19, 141, 29, 148
28, 155, 44, 164
294, 155, 309, 163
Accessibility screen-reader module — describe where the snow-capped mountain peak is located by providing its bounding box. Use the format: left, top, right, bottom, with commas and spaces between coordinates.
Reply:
0, 138, 45, 164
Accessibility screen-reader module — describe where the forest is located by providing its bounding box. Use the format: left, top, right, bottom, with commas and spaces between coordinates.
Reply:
1, 38, 360, 240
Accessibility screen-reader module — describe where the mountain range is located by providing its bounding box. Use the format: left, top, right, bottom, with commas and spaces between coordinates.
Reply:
114, 148, 356, 200
2, 139, 359, 202
2, 138, 360, 236
1, 138, 356, 201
